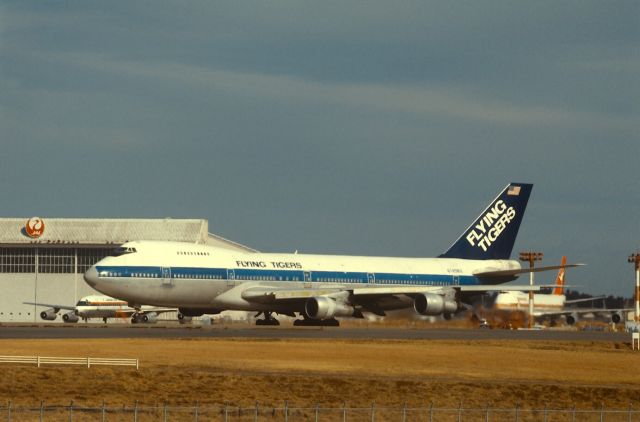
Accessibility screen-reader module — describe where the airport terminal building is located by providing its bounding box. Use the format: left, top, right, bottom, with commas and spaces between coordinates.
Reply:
0, 217, 253, 323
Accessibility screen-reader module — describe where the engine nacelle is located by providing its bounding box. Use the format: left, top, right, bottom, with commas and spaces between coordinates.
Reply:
62, 311, 79, 323
177, 313, 193, 324
304, 297, 355, 320
611, 313, 621, 324
40, 309, 57, 321
566, 313, 578, 325
413, 293, 457, 316
140, 312, 158, 323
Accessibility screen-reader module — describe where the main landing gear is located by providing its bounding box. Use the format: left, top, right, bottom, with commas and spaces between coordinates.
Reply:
293, 317, 340, 327
255, 311, 280, 326
130, 311, 148, 324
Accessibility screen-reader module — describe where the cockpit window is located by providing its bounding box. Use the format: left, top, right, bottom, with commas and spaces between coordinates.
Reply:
76, 300, 89, 306
110, 246, 137, 257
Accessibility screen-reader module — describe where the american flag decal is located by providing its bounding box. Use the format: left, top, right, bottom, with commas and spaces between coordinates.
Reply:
507, 185, 521, 196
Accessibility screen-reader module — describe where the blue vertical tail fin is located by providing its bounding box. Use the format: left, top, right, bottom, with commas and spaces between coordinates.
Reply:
439, 183, 533, 260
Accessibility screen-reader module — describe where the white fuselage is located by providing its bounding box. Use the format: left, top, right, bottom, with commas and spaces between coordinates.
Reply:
74, 295, 153, 319
493, 291, 566, 314
84, 241, 521, 313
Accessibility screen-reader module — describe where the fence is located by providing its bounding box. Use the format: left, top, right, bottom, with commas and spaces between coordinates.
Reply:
1, 402, 639, 422
0, 355, 138, 369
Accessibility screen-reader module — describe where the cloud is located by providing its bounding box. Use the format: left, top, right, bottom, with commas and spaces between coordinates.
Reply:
19, 51, 634, 136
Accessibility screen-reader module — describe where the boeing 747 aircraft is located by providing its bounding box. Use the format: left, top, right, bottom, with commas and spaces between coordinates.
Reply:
25, 295, 178, 324
83, 183, 581, 326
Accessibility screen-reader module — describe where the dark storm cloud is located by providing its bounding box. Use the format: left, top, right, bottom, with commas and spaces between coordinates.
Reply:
0, 1, 638, 295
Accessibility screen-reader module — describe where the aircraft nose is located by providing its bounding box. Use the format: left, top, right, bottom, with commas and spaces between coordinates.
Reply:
83, 266, 99, 288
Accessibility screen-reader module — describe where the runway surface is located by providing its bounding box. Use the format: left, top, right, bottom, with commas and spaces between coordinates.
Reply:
0, 324, 631, 342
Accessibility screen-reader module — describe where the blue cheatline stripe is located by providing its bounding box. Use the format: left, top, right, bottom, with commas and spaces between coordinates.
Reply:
95, 266, 480, 286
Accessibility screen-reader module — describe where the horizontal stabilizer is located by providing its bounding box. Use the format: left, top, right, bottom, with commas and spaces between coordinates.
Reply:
459, 285, 542, 292
473, 263, 585, 278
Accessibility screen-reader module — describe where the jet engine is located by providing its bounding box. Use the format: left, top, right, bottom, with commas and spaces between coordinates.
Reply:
413, 293, 457, 316
40, 309, 57, 321
140, 312, 158, 323
62, 312, 79, 323
304, 297, 355, 320
611, 313, 621, 324
566, 313, 578, 325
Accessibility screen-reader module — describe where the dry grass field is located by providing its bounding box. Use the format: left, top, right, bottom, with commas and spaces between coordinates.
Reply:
0, 337, 639, 411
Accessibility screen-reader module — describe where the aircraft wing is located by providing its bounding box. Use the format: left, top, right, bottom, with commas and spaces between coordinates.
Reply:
564, 295, 606, 305
112, 308, 178, 317
473, 263, 585, 278
240, 284, 544, 304
532, 307, 632, 318
23, 302, 75, 311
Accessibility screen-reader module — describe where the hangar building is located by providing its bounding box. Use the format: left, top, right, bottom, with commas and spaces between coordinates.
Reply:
0, 217, 254, 323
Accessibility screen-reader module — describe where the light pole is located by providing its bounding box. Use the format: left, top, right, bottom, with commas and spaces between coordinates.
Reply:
628, 253, 640, 323
520, 251, 543, 329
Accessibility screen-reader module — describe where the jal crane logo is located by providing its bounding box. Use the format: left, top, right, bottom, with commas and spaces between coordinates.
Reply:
25, 217, 45, 238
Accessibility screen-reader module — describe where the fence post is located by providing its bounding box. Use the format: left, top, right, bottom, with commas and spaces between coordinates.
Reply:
134, 400, 138, 422
284, 400, 288, 422
195, 400, 199, 422
7, 400, 11, 422
87, 357, 90, 368
224, 402, 228, 422
628, 403, 632, 422
429, 402, 433, 422
485, 402, 489, 422
254, 400, 258, 422
458, 401, 463, 422
571, 404, 576, 422
101, 400, 105, 422
163, 402, 168, 422
37, 356, 40, 368
370, 401, 375, 422
402, 402, 407, 422
600, 403, 604, 422
40, 400, 44, 422
544, 403, 548, 422
515, 402, 519, 422
342, 401, 347, 422
69, 400, 73, 422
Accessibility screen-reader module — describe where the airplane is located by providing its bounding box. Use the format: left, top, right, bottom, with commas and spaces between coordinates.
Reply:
24, 295, 179, 324
490, 256, 623, 326
83, 183, 583, 326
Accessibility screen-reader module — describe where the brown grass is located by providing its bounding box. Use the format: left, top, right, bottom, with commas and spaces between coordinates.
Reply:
0, 338, 639, 409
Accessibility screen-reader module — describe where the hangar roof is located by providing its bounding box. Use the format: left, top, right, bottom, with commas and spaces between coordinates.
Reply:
0, 218, 256, 252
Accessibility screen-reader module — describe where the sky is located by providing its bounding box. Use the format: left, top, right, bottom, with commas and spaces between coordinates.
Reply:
1, 2, 638, 296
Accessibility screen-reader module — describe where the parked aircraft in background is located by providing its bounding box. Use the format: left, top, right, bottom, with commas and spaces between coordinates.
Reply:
24, 295, 179, 323
491, 256, 624, 326
84, 183, 582, 326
